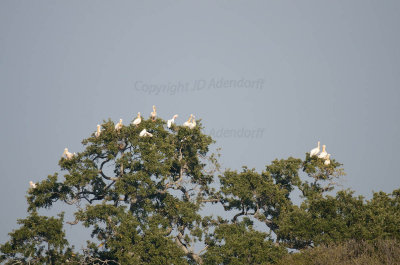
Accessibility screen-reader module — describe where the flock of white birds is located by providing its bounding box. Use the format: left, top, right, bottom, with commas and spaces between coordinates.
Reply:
114, 106, 196, 138
310, 141, 331, 165
29, 106, 196, 188
28, 107, 330, 189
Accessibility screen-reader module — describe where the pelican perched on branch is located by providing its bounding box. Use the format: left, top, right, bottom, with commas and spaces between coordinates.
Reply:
29, 181, 37, 189
95, 124, 101, 138
318, 145, 328, 159
139, 129, 153, 137
132, 112, 141, 127
115, 119, 123, 132
167, 114, 178, 128
151, 105, 157, 121
62, 148, 75, 160
188, 115, 196, 129
324, 154, 331, 165
183, 114, 193, 127
310, 141, 320, 157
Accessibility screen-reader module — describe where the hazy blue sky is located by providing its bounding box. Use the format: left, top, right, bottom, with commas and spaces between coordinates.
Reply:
1, 0, 399, 248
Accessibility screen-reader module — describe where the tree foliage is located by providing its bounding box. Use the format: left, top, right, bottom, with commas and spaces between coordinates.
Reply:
277, 239, 400, 265
1, 115, 400, 264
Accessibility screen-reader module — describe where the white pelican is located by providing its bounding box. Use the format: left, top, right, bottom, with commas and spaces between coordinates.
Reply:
132, 112, 141, 127
324, 154, 331, 165
115, 119, 123, 132
139, 129, 153, 137
29, 181, 37, 189
62, 148, 75, 160
151, 105, 157, 121
188, 115, 196, 129
318, 145, 328, 159
183, 114, 193, 127
167, 114, 178, 128
310, 141, 320, 157
95, 124, 101, 138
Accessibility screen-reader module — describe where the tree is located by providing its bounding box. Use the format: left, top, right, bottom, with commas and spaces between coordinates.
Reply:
1, 115, 400, 264
276, 239, 400, 265
203, 219, 286, 265
0, 212, 73, 264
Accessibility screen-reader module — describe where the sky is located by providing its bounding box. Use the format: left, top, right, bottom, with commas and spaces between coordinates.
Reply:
1, 0, 399, 249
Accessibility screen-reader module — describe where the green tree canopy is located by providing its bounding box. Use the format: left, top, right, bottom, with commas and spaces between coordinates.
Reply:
1, 115, 399, 264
